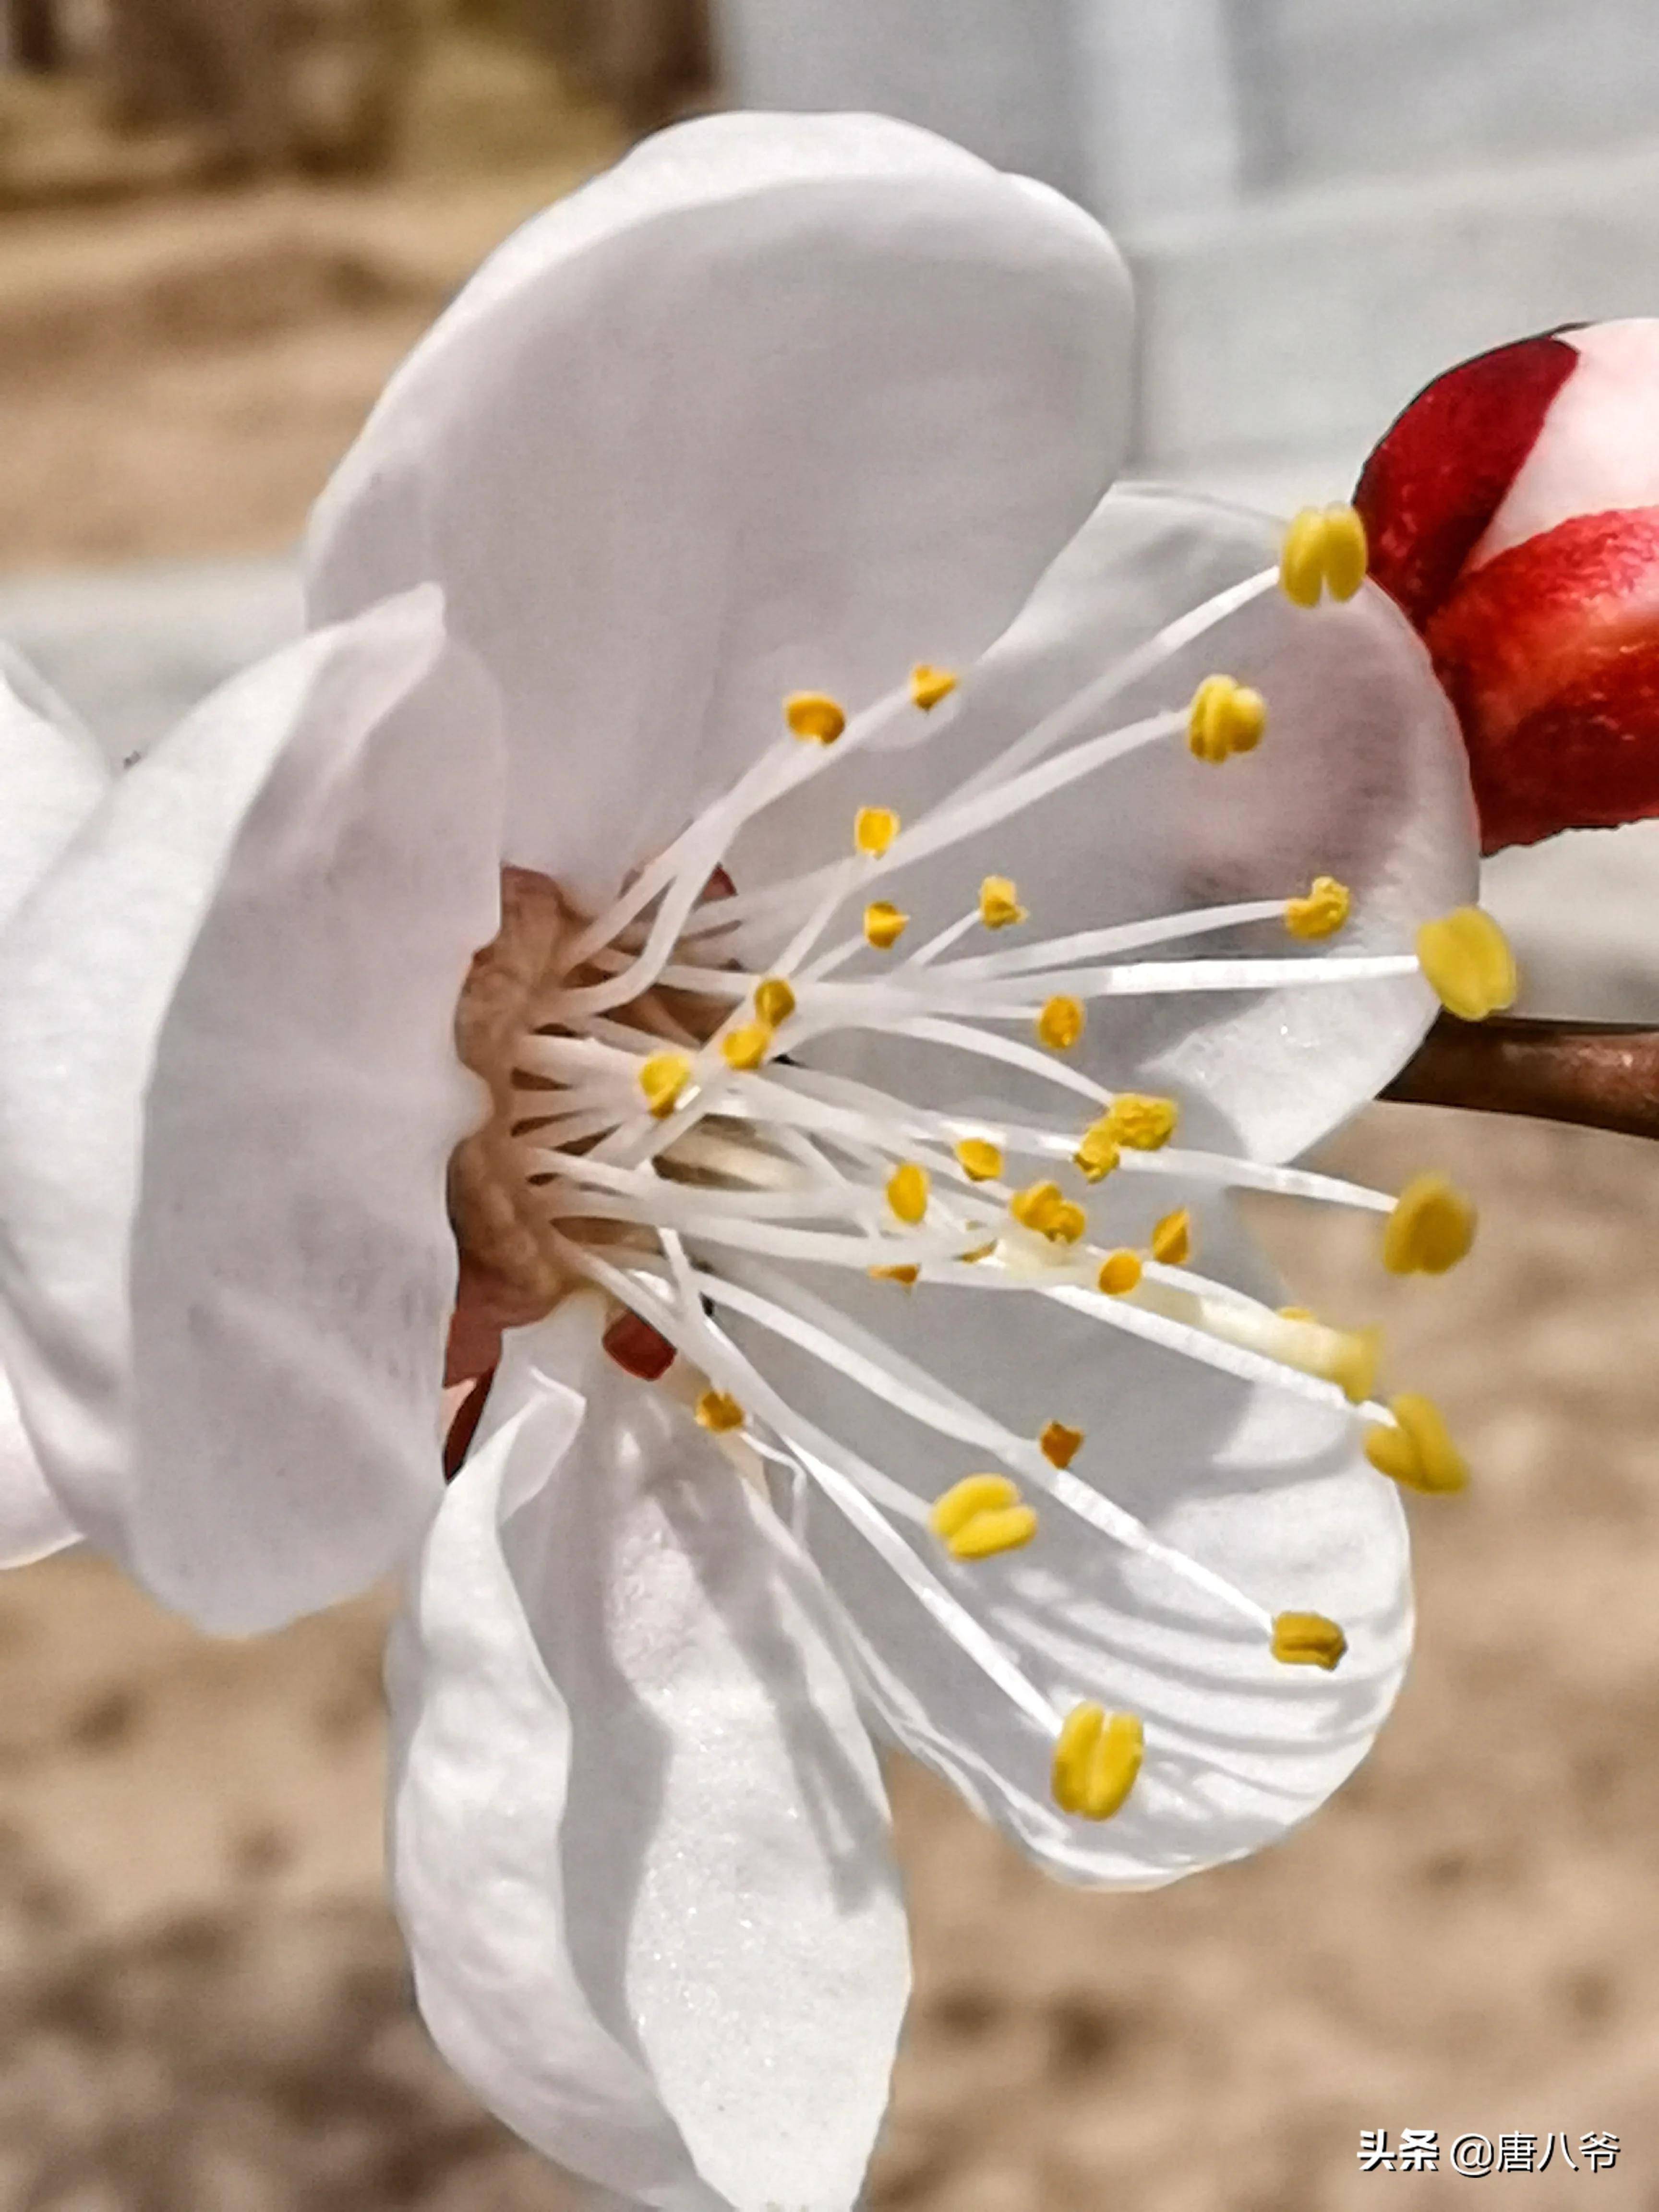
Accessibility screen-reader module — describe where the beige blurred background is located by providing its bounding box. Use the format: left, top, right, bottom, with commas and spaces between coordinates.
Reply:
1, 9, 1659, 2209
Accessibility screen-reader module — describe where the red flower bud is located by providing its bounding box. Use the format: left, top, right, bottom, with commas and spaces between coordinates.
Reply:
1354, 320, 1659, 852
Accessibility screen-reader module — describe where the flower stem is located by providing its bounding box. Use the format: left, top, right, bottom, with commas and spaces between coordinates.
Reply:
1384, 1015, 1659, 1141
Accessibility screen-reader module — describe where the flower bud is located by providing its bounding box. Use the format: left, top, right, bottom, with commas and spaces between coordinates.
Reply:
1354, 319, 1659, 852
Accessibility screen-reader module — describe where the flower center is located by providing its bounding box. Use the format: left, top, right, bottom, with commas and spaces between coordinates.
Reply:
441, 505, 1498, 1826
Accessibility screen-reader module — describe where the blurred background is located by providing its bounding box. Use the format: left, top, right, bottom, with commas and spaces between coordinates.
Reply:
2, 4, 1659, 2207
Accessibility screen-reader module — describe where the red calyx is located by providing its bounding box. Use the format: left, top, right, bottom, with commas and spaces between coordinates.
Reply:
1424, 506, 1659, 850
1355, 330, 1579, 629
1354, 323, 1659, 848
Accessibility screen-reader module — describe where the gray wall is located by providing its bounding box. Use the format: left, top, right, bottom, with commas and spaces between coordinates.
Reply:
717, 0, 1659, 230
714, 0, 1087, 199
1239, 0, 1659, 196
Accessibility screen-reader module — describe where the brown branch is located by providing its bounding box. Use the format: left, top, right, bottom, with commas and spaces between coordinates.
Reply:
1383, 1014, 1659, 1141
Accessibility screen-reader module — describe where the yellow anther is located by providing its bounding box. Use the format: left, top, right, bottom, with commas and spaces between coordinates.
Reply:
1052, 1704, 1144, 1821
854, 805, 900, 857
1383, 1172, 1478, 1276
785, 690, 847, 744
910, 663, 958, 711
1278, 1304, 1315, 1322
1073, 1121, 1121, 1183
930, 1472, 1019, 1535
1036, 995, 1085, 1052
1150, 1208, 1192, 1266
864, 900, 909, 950
1097, 1250, 1143, 1296
979, 876, 1027, 930
1039, 1420, 1084, 1469
1322, 504, 1369, 598
946, 1503, 1039, 1560
958, 1240, 998, 1264
1285, 875, 1352, 941
887, 1161, 929, 1226
929, 1473, 1037, 1561
695, 1389, 745, 1434
1187, 673, 1266, 763
638, 1051, 692, 1118
1010, 1180, 1065, 1236
868, 1262, 919, 1287
721, 1022, 773, 1072
953, 1137, 1004, 1183
1279, 504, 1369, 606
1049, 1200, 1088, 1244
754, 975, 796, 1027
1278, 510, 1327, 608
1416, 906, 1517, 1022
1107, 1094, 1179, 1151
1271, 1611, 1348, 1671
1365, 1394, 1469, 1495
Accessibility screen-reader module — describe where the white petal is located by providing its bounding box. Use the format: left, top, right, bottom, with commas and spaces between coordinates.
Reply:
390, 1295, 908, 2212
0, 1363, 77, 1566
776, 486, 1478, 1162
0, 591, 504, 1630
388, 1378, 721, 2212
0, 642, 108, 931
0, 650, 107, 1567
724, 1193, 1410, 1888
307, 110, 1132, 907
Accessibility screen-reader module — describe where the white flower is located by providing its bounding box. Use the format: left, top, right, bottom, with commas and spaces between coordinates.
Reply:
0, 114, 1492, 2212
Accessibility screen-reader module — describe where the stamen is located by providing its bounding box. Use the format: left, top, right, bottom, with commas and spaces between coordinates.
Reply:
1010, 1181, 1083, 1242
1106, 1094, 1178, 1151
887, 1161, 930, 1225
1187, 673, 1266, 762
1382, 1173, 1478, 1275
1052, 1704, 1143, 1821
1150, 1208, 1192, 1265
1285, 876, 1351, 941
1365, 1394, 1469, 1494
954, 1138, 1004, 1183
1036, 995, 1085, 1051
638, 1051, 693, 1118
1417, 907, 1518, 1021
1074, 1122, 1121, 1182
868, 1262, 920, 1286
1097, 1250, 1142, 1295
721, 1023, 773, 1072
948, 568, 1274, 814
854, 805, 900, 857
754, 975, 797, 1026
864, 901, 909, 950
910, 663, 958, 710
1039, 1420, 1084, 1469
1271, 1612, 1347, 1670
980, 876, 1027, 930
695, 1389, 746, 1433
929, 1474, 1038, 1561
1279, 504, 1368, 606
786, 691, 847, 744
